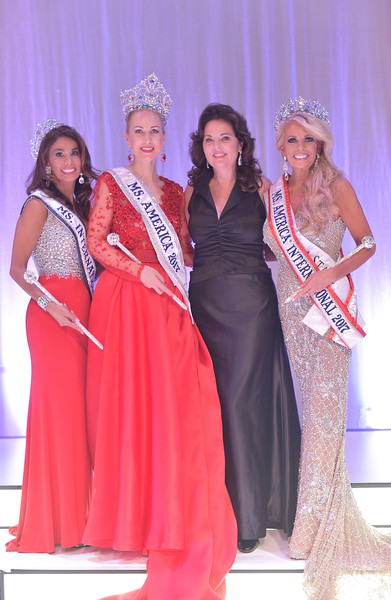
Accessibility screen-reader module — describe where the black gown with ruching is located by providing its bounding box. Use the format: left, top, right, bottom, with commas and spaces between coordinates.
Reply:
188, 172, 301, 540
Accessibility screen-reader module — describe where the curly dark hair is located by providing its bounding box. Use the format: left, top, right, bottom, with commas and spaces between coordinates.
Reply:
26, 125, 99, 220
187, 103, 263, 193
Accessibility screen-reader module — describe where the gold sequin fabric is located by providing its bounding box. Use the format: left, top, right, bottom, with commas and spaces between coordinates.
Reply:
32, 209, 84, 280
264, 213, 391, 600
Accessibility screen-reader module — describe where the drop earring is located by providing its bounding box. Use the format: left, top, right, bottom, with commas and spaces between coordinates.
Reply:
45, 165, 51, 187
206, 159, 210, 169
128, 149, 134, 165
283, 156, 289, 181
78, 173, 85, 184
311, 153, 320, 173
161, 149, 167, 163
237, 151, 242, 166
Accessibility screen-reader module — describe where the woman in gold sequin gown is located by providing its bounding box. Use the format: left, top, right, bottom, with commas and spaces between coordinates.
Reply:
7, 123, 97, 552
263, 100, 391, 600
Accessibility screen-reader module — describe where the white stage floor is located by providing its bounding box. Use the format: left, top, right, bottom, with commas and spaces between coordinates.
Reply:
1, 432, 390, 600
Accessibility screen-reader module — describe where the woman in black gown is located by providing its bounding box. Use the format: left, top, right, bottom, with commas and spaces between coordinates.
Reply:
184, 103, 301, 553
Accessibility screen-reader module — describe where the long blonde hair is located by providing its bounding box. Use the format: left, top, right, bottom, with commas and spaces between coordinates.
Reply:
276, 114, 342, 234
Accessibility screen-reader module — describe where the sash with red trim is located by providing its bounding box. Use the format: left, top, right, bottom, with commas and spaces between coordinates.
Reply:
266, 177, 366, 348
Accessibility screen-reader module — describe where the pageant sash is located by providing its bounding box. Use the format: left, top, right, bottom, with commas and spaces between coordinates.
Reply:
266, 177, 366, 348
107, 167, 191, 313
25, 191, 96, 297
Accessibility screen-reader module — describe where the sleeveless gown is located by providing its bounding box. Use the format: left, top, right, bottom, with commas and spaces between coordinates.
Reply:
263, 177, 391, 600
6, 202, 91, 553
188, 173, 301, 540
84, 172, 237, 600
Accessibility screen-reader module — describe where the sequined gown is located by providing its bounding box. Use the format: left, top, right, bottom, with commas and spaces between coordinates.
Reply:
83, 172, 237, 600
263, 178, 391, 600
6, 199, 91, 553
188, 173, 301, 541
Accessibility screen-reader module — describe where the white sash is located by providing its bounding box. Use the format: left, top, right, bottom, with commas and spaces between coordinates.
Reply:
266, 177, 366, 349
26, 191, 96, 297
107, 167, 190, 311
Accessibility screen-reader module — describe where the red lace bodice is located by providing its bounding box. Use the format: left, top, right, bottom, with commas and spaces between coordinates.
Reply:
87, 171, 193, 279
106, 172, 185, 251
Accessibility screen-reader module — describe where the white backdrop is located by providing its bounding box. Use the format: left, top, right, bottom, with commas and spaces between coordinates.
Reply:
1, 0, 390, 436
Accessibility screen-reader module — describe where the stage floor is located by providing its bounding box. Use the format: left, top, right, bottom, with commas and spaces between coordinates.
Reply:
1, 431, 390, 600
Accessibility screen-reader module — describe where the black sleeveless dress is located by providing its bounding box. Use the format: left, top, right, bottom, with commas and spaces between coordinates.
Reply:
188, 173, 301, 539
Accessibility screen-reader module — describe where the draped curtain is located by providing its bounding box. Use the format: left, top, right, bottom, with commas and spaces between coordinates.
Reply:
1, 0, 390, 435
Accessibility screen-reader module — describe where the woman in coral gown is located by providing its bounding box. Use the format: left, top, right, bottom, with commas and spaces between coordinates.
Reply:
83, 74, 237, 600
264, 97, 391, 599
7, 121, 97, 553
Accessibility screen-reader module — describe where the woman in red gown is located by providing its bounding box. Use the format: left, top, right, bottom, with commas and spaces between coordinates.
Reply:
83, 74, 237, 599
7, 121, 97, 552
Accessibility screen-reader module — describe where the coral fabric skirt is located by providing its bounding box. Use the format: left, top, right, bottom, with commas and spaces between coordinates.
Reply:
6, 275, 91, 553
84, 267, 237, 599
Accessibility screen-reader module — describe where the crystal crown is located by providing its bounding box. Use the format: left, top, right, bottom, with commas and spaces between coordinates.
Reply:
274, 96, 331, 131
120, 73, 172, 125
30, 118, 64, 159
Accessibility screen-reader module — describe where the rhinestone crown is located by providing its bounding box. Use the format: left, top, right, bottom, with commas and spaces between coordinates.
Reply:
30, 118, 64, 159
274, 96, 331, 131
120, 73, 172, 125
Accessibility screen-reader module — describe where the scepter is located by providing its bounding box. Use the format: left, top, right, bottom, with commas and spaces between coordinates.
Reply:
284, 236, 375, 304
24, 270, 103, 350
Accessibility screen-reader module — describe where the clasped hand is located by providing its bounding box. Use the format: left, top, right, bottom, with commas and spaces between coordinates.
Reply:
46, 302, 81, 331
294, 268, 336, 299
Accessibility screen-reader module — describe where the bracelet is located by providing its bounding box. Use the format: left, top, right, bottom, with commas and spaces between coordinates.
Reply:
37, 295, 49, 311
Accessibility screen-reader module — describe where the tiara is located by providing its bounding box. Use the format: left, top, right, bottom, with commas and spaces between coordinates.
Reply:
120, 73, 172, 125
274, 96, 331, 131
30, 118, 64, 159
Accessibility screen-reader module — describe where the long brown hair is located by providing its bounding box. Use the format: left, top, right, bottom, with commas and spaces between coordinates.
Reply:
26, 125, 98, 220
188, 103, 263, 193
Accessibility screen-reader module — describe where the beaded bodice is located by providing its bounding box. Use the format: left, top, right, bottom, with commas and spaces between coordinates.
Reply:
31, 207, 84, 280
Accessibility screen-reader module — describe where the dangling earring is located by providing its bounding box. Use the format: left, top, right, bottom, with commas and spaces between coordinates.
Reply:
206, 159, 210, 169
311, 153, 320, 173
161, 149, 167, 163
237, 151, 242, 166
128, 149, 134, 165
283, 155, 289, 181
78, 173, 85, 184
45, 165, 51, 187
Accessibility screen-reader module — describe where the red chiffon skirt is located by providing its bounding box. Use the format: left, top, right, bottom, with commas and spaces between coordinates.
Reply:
84, 266, 237, 599
6, 275, 91, 553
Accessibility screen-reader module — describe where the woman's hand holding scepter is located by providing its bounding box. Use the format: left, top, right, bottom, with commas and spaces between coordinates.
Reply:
24, 270, 104, 350
107, 233, 187, 311
284, 236, 375, 304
